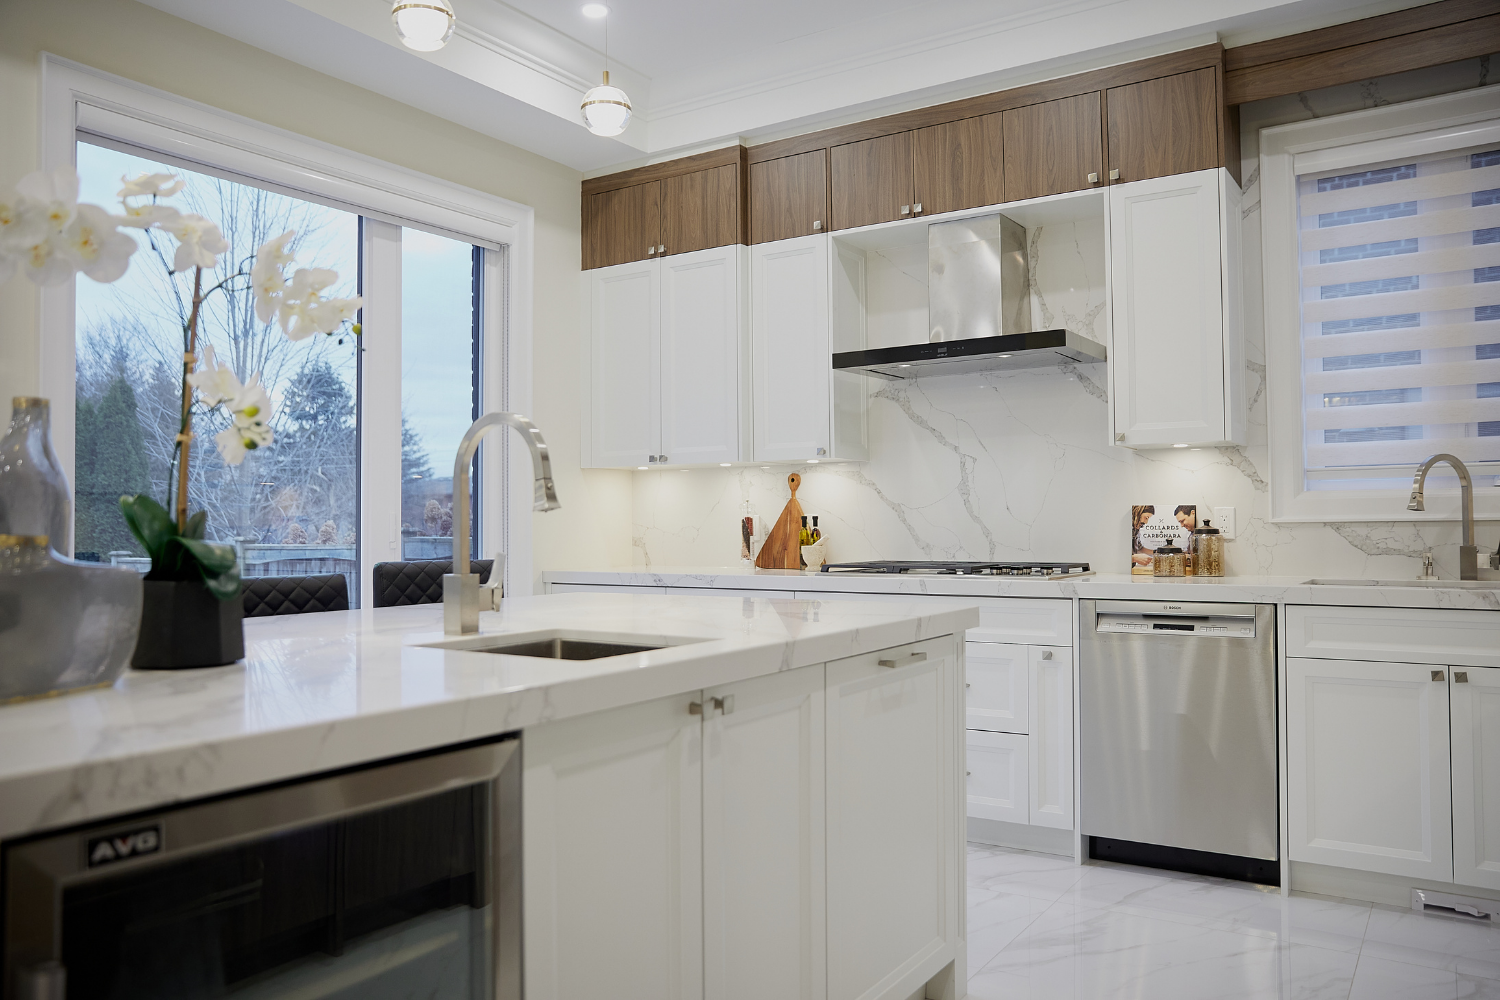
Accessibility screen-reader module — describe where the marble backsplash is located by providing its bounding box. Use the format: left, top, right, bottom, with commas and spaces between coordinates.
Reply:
629, 57, 1498, 578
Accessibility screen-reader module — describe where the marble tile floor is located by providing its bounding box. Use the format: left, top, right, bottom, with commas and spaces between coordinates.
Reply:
964, 843, 1500, 1000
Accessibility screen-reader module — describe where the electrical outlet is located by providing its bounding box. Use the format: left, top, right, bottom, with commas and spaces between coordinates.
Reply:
1213, 506, 1236, 540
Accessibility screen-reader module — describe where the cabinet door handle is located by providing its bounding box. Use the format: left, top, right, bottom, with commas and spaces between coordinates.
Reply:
659, 454, 668, 463
900, 205, 911, 215
816, 447, 827, 456
647, 245, 655, 254
965, 682, 971, 688
813, 220, 822, 230
878, 651, 928, 668
1433, 670, 1446, 682
913, 202, 922, 214
712, 695, 735, 715
1115, 432, 1125, 443
658, 244, 665, 253
1456, 672, 1469, 683
689, 700, 704, 715
1087, 172, 1099, 184
1109, 169, 1121, 181
1041, 650, 1053, 660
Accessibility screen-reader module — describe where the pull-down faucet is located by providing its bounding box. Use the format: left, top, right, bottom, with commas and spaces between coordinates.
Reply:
444, 412, 560, 634
1407, 453, 1479, 581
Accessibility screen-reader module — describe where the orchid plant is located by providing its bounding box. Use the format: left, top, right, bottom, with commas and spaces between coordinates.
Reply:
0, 166, 361, 598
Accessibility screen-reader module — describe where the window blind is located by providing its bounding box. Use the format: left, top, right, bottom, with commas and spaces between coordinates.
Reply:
1297, 145, 1500, 489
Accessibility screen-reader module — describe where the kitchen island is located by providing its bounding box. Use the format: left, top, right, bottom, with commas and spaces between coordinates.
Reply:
0, 592, 979, 1000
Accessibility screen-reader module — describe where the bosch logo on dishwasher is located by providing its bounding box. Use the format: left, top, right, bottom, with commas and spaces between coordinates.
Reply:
86, 824, 162, 867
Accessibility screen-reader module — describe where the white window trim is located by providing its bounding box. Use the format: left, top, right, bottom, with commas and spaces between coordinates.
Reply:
1261, 84, 1500, 524
37, 53, 538, 595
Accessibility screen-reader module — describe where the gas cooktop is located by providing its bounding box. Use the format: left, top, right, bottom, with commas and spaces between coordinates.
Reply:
819, 560, 1092, 577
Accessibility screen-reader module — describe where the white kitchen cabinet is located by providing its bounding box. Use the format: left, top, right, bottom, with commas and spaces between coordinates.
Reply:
1287, 657, 1453, 881
1108, 167, 1244, 448
524, 691, 705, 1000
1451, 666, 1500, 891
750, 234, 867, 463
1028, 645, 1074, 831
588, 259, 659, 468
825, 637, 958, 1000
965, 641, 1029, 733
585, 246, 749, 468
966, 729, 1029, 824
703, 667, 826, 1000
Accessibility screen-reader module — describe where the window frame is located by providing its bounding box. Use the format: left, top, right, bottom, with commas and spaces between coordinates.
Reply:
1261, 84, 1500, 523
38, 54, 536, 597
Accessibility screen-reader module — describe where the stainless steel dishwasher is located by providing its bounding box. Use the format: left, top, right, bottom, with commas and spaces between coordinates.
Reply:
1080, 600, 1278, 884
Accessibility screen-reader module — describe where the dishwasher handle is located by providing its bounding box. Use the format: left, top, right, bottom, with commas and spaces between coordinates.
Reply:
1094, 600, 1255, 618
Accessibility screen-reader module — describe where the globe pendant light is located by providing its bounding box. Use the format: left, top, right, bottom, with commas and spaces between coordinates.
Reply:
392, 0, 455, 52
581, 10, 631, 136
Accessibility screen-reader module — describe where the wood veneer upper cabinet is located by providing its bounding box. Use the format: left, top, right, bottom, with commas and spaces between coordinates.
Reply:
663, 163, 740, 256
1106, 68, 1219, 184
1002, 93, 1103, 202
829, 132, 914, 231
912, 114, 1004, 216
749, 150, 827, 244
587, 181, 660, 269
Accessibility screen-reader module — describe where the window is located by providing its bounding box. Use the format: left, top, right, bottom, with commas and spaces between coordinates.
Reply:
74, 143, 363, 597
1263, 87, 1500, 522
401, 230, 482, 560
42, 57, 536, 599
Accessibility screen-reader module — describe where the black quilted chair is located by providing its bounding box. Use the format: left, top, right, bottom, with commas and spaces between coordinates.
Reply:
242, 574, 350, 617
371, 559, 494, 608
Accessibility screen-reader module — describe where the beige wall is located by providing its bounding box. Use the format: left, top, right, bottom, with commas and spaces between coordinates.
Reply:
0, 0, 633, 583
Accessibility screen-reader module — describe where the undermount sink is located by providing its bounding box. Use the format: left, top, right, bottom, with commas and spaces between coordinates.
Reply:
1303, 578, 1500, 590
422, 629, 704, 659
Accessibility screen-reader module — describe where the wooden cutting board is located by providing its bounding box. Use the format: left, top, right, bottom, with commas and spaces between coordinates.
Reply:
756, 473, 805, 570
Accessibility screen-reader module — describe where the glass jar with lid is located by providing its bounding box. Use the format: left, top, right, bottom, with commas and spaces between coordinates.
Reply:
1152, 541, 1185, 577
1192, 519, 1225, 578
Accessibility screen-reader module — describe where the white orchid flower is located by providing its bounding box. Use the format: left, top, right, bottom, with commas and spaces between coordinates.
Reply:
61, 204, 137, 283
250, 231, 299, 323
0, 196, 51, 253
186, 345, 243, 407
15, 167, 79, 233
118, 201, 181, 230
258, 230, 296, 269
288, 266, 338, 299
161, 213, 229, 272
230, 373, 271, 423
118, 173, 185, 199
213, 425, 249, 465
22, 231, 78, 286
213, 383, 274, 466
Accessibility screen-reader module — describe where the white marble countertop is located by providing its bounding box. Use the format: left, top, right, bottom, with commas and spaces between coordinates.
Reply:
544, 565, 1500, 611
0, 593, 977, 842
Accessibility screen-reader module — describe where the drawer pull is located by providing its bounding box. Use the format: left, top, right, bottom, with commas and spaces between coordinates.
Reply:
1041, 650, 1053, 660
879, 651, 928, 668
1433, 670, 1446, 682
689, 701, 704, 715
1456, 672, 1469, 683
712, 695, 735, 715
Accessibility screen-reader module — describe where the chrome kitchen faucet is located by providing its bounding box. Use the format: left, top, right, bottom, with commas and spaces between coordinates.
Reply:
444, 412, 561, 634
1407, 453, 1480, 580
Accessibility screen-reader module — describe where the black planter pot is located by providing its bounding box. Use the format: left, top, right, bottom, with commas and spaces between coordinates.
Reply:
131, 579, 244, 669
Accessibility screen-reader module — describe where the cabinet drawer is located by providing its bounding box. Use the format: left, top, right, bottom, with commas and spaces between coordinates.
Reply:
967, 598, 1072, 647
965, 642, 1028, 734
966, 730, 1028, 824
1287, 605, 1500, 668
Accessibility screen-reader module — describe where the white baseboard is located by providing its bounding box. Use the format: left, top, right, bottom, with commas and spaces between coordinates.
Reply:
967, 817, 1074, 857
1289, 860, 1500, 908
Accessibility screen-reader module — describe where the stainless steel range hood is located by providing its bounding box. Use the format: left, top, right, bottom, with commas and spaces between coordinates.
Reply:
832, 213, 1106, 380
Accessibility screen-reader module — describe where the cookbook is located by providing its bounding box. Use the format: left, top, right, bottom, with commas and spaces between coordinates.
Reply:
1131, 504, 1197, 575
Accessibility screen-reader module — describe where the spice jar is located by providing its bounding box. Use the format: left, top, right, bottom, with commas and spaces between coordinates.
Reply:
1192, 519, 1224, 578
1153, 541, 1185, 577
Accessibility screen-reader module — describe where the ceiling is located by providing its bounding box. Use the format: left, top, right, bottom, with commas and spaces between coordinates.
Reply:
138, 0, 1423, 175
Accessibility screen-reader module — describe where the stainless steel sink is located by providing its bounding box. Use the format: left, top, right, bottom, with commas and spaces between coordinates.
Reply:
1303, 578, 1500, 590
464, 637, 664, 659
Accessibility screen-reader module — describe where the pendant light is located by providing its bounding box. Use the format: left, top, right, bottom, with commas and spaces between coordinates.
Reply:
392, 0, 456, 51
580, 7, 631, 136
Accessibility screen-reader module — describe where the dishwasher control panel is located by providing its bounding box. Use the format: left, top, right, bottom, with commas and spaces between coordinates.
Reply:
1093, 601, 1258, 638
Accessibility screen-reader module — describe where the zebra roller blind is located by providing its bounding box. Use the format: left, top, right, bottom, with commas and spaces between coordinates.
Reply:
1297, 144, 1500, 490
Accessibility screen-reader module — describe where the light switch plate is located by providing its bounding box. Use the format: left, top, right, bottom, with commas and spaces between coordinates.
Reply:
1213, 506, 1237, 539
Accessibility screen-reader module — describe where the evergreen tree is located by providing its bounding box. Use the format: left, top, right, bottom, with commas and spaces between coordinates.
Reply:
402, 415, 433, 482
74, 377, 151, 557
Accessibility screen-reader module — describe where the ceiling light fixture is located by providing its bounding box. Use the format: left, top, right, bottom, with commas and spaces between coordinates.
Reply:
580, 8, 631, 136
391, 0, 455, 51
581, 3, 609, 17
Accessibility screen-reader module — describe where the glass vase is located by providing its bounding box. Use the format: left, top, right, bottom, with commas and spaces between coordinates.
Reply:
0, 534, 142, 702
0, 397, 72, 555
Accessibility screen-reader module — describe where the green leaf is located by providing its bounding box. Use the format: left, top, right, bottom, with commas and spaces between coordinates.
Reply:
119, 494, 176, 561
167, 536, 242, 601
182, 510, 207, 540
